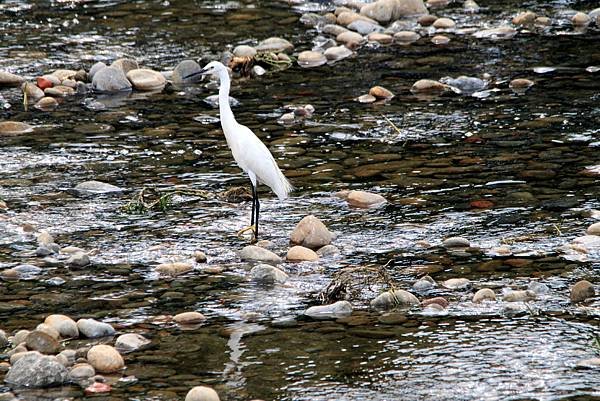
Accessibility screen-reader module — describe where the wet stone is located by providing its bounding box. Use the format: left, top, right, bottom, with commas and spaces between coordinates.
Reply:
297, 51, 327, 68
126, 69, 166, 91
472, 26, 517, 39
360, 0, 428, 24
115, 333, 151, 353
256, 37, 294, 53
240, 245, 282, 264
357, 94, 376, 103
512, 11, 537, 26
433, 17, 455, 29
290, 215, 332, 250
173, 311, 206, 324
377, 312, 408, 325
185, 386, 220, 401
87, 345, 124, 373
88, 62, 107, 79
442, 278, 471, 290
74, 180, 123, 194
336, 31, 366, 48
5, 352, 68, 388
473, 288, 496, 303
0, 121, 34, 136
172, 60, 203, 84
22, 82, 44, 101
77, 318, 115, 338
371, 290, 419, 310
575, 358, 600, 370
394, 31, 420, 44
323, 24, 349, 36
287, 245, 319, 262
411, 79, 449, 93
0, 70, 25, 86
305, 301, 353, 319
412, 276, 436, 291
348, 20, 381, 35
92, 66, 132, 92
316, 244, 340, 257
250, 264, 288, 284
503, 290, 536, 302
421, 297, 449, 308
66, 252, 90, 268
586, 222, 600, 236
572, 12, 591, 26
110, 58, 139, 74
155, 262, 192, 276
69, 363, 95, 381
570, 280, 595, 303
442, 237, 470, 248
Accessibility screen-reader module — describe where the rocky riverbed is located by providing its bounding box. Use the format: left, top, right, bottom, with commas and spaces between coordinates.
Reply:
1, 0, 599, 400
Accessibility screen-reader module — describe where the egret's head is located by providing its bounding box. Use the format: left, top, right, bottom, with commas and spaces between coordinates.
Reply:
184, 61, 226, 80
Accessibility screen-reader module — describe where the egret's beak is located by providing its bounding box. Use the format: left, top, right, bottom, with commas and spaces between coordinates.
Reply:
183, 67, 209, 80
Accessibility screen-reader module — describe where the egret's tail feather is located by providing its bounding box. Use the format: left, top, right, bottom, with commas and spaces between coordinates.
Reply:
274, 170, 293, 200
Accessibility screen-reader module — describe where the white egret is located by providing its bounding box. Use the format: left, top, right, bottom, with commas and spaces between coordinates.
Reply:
186, 61, 293, 241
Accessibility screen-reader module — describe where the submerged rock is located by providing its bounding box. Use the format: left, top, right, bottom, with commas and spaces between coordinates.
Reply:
570, 280, 595, 303
290, 215, 332, 250
250, 264, 288, 284
240, 246, 282, 264
440, 76, 487, 94
0, 121, 34, 136
411, 79, 449, 94
173, 311, 206, 324
472, 26, 517, 40
442, 278, 471, 290
66, 252, 90, 268
304, 300, 353, 319
115, 333, 151, 353
297, 51, 327, 68
316, 244, 340, 257
185, 386, 221, 401
77, 318, 115, 338
73, 180, 123, 194
371, 289, 419, 310
5, 352, 68, 388
412, 276, 436, 291
442, 237, 470, 248
155, 262, 193, 276
87, 345, 124, 373
503, 290, 536, 302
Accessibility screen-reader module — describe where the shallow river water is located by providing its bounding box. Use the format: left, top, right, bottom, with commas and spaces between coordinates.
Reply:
1, 0, 600, 400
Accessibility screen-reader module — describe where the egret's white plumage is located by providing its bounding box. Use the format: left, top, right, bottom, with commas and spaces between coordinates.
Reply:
196, 61, 292, 239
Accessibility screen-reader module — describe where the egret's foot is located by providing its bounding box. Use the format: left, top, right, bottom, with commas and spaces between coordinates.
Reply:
237, 225, 257, 242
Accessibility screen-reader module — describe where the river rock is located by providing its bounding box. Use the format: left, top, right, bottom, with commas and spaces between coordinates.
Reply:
503, 290, 536, 302
5, 352, 68, 388
297, 51, 327, 68
371, 289, 419, 310
324, 45, 353, 62
290, 215, 332, 250
155, 262, 193, 276
194, 250, 208, 263
316, 244, 340, 257
287, 246, 319, 262
575, 358, 600, 369
572, 12, 591, 26
431, 35, 450, 45
512, 11, 537, 25
464, 0, 479, 12
185, 386, 220, 401
25, 331, 59, 354
360, 0, 428, 24
2, 264, 42, 279
0, 70, 25, 86
69, 363, 95, 381
22, 82, 44, 101
323, 24, 349, 37
472, 26, 517, 39
586, 222, 600, 235
0, 121, 33, 136
172, 60, 203, 85
239, 245, 282, 264
126, 69, 166, 91
440, 76, 487, 94
473, 288, 496, 303
421, 297, 449, 308
412, 276, 435, 291
66, 252, 90, 268
368, 32, 393, 44
411, 79, 449, 93
115, 333, 151, 353
348, 189, 387, 207
509, 78, 534, 91
442, 278, 471, 290
35, 324, 60, 341
337, 11, 370, 26
13, 329, 30, 345
173, 311, 206, 324
570, 280, 595, 303
232, 45, 257, 58
527, 282, 549, 294
442, 236, 470, 248
535, 16, 551, 25
35, 97, 59, 110
56, 349, 76, 367
110, 58, 138, 74
0, 329, 7, 348
51, 69, 76, 81
336, 31, 366, 48
433, 17, 455, 29
77, 318, 115, 338
304, 300, 353, 319
256, 37, 294, 53
92, 66, 132, 92
74, 180, 123, 195
348, 19, 381, 35
44, 314, 79, 338
87, 345, 124, 373
394, 31, 420, 44
250, 264, 288, 284
88, 62, 107, 79
357, 94, 376, 103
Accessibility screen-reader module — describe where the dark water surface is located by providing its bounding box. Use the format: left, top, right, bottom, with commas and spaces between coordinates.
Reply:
1, 0, 600, 400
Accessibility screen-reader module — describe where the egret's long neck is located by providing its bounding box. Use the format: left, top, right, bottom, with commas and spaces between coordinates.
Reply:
218, 72, 236, 127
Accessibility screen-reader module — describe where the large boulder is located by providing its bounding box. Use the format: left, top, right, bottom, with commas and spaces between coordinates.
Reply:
92, 66, 132, 92
360, 0, 427, 24
5, 352, 68, 388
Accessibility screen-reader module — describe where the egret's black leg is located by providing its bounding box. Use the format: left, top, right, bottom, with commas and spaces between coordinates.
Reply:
250, 182, 255, 228
254, 188, 260, 241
